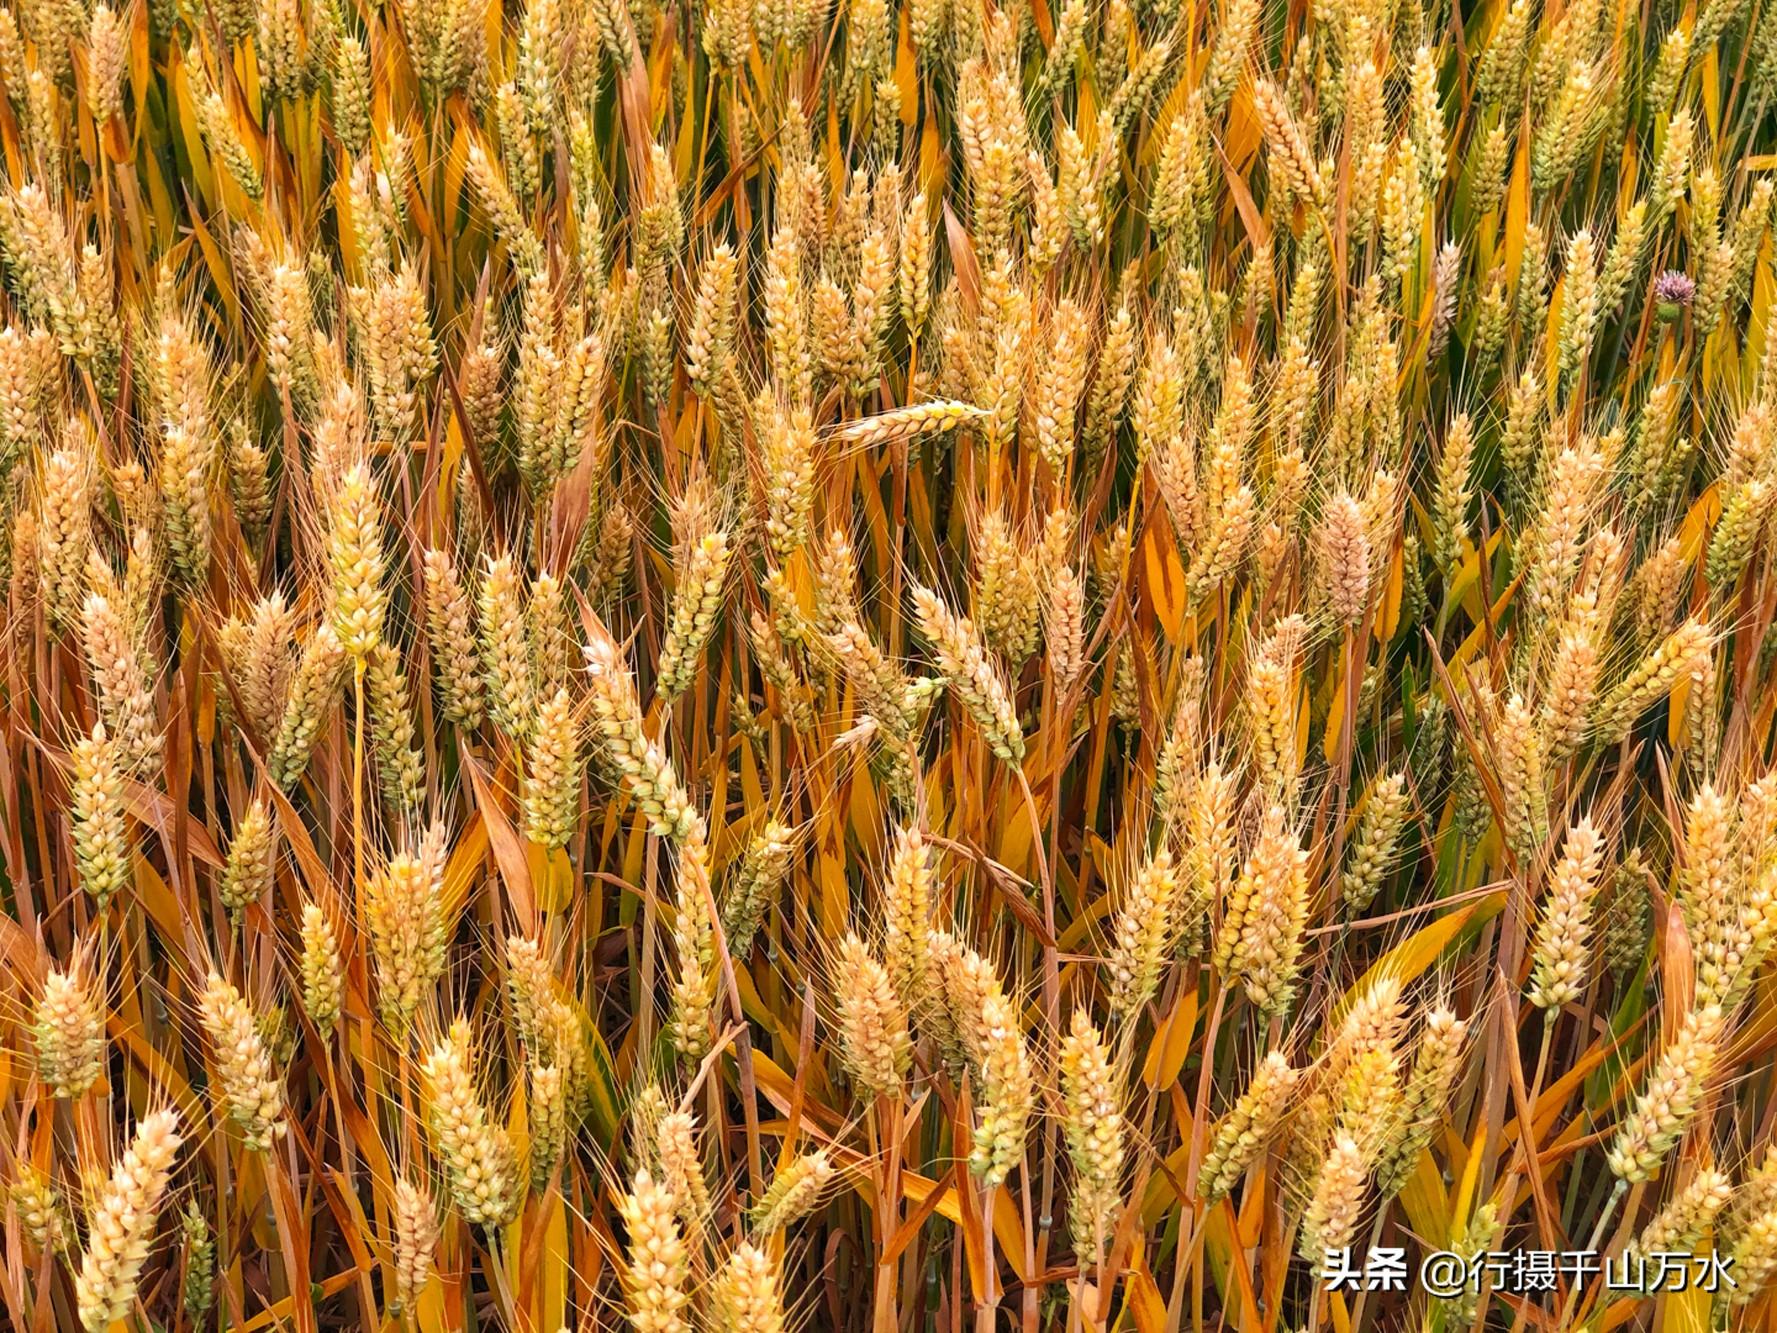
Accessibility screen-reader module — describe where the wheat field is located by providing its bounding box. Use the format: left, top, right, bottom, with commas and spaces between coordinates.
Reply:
0, 0, 1774, 1326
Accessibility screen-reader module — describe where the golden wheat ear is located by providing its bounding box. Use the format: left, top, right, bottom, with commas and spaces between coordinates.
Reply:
74, 1110, 183, 1333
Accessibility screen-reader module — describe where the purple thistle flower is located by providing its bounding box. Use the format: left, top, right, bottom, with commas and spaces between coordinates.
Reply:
1653, 269, 1696, 316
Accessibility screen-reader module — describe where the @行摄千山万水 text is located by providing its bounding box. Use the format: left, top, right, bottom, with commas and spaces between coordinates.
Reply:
1318, 1245, 1736, 1296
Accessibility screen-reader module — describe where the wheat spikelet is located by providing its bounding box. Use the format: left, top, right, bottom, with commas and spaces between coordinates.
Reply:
1542, 559, 1615, 761
505, 935, 556, 1052
297, 902, 343, 1038
1607, 1005, 1723, 1182
1031, 299, 1089, 473
219, 592, 296, 737
86, 5, 128, 124
269, 624, 349, 789
34, 957, 103, 1097
752, 1149, 833, 1236
670, 837, 718, 1061
909, 583, 1024, 761
81, 590, 160, 776
422, 543, 486, 732
620, 1167, 692, 1332
391, 1177, 439, 1314
720, 819, 797, 958
1176, 761, 1237, 954
1729, 1205, 1777, 1303
326, 463, 387, 662
1341, 772, 1410, 910
1635, 1167, 1732, 1258
530, 575, 576, 691
833, 932, 911, 1097
761, 404, 817, 559
1595, 618, 1712, 742
351, 261, 437, 440
972, 507, 1040, 663
218, 797, 276, 920
422, 1020, 520, 1226
712, 1239, 785, 1333
1558, 228, 1600, 381
1300, 1134, 1370, 1265
898, 194, 932, 334
522, 686, 581, 848
1528, 818, 1608, 1010
365, 845, 447, 1034
178, 1201, 215, 1323
73, 1109, 182, 1333
881, 825, 934, 1015
35, 445, 91, 635
832, 399, 988, 451
1494, 693, 1548, 858
197, 973, 286, 1149
1253, 78, 1324, 205
968, 987, 1033, 1186
11, 1163, 68, 1252
1107, 849, 1179, 1020
1217, 805, 1311, 1014
159, 419, 216, 586
1677, 784, 1754, 1010
1059, 1009, 1125, 1252
1318, 493, 1372, 625
1184, 485, 1256, 606
1246, 616, 1306, 803
479, 553, 536, 738
1376, 1008, 1468, 1198
466, 141, 544, 272
583, 620, 704, 842
1706, 477, 1772, 588
656, 522, 731, 703
1729, 1144, 1777, 1246
70, 721, 131, 907
656, 1110, 713, 1227
528, 1062, 568, 1188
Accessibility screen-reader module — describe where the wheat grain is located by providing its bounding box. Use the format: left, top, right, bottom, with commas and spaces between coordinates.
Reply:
620, 1168, 692, 1333
73, 1109, 182, 1332
422, 1020, 521, 1226
34, 958, 103, 1097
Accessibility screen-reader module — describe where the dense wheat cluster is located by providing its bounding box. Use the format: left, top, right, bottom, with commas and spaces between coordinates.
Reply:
1, 0, 1776, 1323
